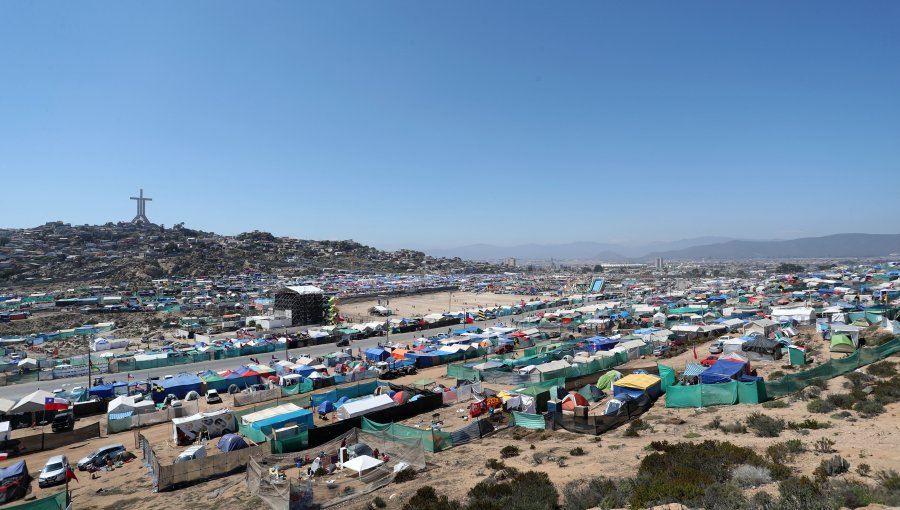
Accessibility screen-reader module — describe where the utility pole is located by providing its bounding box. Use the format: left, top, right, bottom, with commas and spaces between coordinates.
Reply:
87, 334, 93, 390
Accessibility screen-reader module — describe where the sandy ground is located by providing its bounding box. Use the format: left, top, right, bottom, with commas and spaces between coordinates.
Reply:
339, 291, 537, 322
5, 329, 899, 510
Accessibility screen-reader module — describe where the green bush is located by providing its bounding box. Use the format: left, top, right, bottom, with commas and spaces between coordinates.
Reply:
809, 378, 830, 390
720, 421, 748, 434
872, 377, 900, 405
844, 371, 873, 388
402, 486, 462, 510
569, 447, 585, 457
394, 467, 416, 483
500, 445, 520, 458
562, 476, 633, 510
813, 437, 836, 454
732, 464, 773, 488
854, 399, 885, 417
826, 393, 857, 410
857, 463, 872, 477
702, 482, 748, 510
827, 479, 874, 509
814, 455, 849, 480
768, 371, 786, 381
777, 476, 831, 510
623, 419, 651, 437
830, 411, 852, 420
746, 412, 785, 437
767, 440, 803, 464
705, 416, 723, 430
867, 361, 897, 378
468, 469, 559, 510
807, 399, 836, 414
876, 469, 900, 491
762, 399, 789, 409
373, 496, 387, 508
749, 490, 776, 510
485, 458, 506, 470
788, 419, 831, 430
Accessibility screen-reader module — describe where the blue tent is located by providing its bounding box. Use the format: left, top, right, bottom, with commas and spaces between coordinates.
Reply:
217, 434, 248, 452
152, 373, 203, 402
318, 401, 336, 414
365, 348, 391, 362
89, 381, 129, 398
291, 365, 315, 378
698, 359, 746, 384
0, 460, 28, 480
250, 408, 314, 434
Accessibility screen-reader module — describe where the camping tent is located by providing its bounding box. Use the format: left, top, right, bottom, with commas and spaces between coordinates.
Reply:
830, 334, 856, 353
595, 370, 623, 391
152, 373, 203, 402
365, 348, 392, 362
741, 337, 783, 361
217, 434, 248, 452
612, 374, 662, 400
560, 391, 589, 410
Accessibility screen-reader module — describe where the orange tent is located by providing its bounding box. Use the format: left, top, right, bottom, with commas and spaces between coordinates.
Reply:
560, 391, 589, 411
391, 348, 408, 360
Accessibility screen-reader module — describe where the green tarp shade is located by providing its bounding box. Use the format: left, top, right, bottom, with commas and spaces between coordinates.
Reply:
270, 430, 309, 454
766, 338, 900, 398
361, 417, 452, 453
788, 347, 807, 367
657, 364, 676, 392
280, 379, 314, 395
8, 491, 66, 510
665, 381, 739, 408
517, 378, 564, 392
737, 379, 767, 404
511, 411, 546, 430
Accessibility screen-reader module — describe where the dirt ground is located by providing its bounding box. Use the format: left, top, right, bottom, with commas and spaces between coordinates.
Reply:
5, 329, 899, 510
339, 291, 537, 322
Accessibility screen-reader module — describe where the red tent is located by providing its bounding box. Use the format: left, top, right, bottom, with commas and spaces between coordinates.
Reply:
560, 392, 589, 410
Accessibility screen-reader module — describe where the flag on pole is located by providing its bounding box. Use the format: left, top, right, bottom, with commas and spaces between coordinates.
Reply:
44, 397, 70, 411
65, 466, 78, 483
0, 453, 8, 460
127, 373, 134, 379
693, 344, 698, 360
465, 313, 474, 324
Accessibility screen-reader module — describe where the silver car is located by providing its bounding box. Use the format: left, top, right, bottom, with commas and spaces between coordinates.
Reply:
76, 444, 125, 471
39, 455, 68, 488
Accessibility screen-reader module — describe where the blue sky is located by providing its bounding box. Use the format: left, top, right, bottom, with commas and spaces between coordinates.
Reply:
1, 1, 898, 250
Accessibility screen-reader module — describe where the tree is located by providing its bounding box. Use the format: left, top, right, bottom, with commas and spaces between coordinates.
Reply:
593, 264, 604, 273
776, 263, 805, 274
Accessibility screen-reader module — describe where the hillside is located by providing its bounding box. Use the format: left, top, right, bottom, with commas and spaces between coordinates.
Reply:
644, 233, 900, 260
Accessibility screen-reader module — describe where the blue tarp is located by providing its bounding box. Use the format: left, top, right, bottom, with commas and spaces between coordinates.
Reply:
218, 434, 248, 452
698, 359, 746, 384
0, 460, 27, 479
291, 365, 316, 377
89, 381, 129, 398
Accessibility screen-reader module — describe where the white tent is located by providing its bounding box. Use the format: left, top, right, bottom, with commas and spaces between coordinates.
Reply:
770, 307, 816, 325
107, 395, 140, 414
17, 358, 37, 370
0, 398, 15, 414
341, 454, 384, 476
241, 403, 302, 426
335, 394, 396, 420
0, 421, 9, 442
10, 390, 56, 414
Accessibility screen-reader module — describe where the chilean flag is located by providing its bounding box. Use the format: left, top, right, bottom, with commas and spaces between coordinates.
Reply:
44, 397, 70, 411
465, 313, 474, 324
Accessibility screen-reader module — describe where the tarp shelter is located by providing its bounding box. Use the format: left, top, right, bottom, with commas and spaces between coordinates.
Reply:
341, 454, 384, 476
152, 373, 203, 402
172, 409, 236, 445
577, 384, 605, 402
0, 399, 15, 414
698, 359, 746, 384
596, 370, 623, 391
741, 337, 783, 361
612, 373, 661, 400
787, 346, 807, 366
217, 433, 248, 452
365, 348, 392, 362
830, 334, 856, 354
0, 460, 30, 484
335, 394, 396, 420
770, 307, 816, 325
831, 323, 861, 347
10, 390, 56, 414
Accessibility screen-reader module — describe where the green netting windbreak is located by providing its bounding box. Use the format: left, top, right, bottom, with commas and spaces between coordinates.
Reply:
511, 411, 546, 430
523, 347, 539, 357
737, 379, 767, 404
9, 491, 66, 510
280, 379, 314, 395
517, 378, 564, 392
665, 381, 738, 408
765, 338, 900, 398
447, 364, 479, 381
107, 415, 134, 433
657, 364, 676, 392
361, 417, 453, 453
270, 430, 309, 454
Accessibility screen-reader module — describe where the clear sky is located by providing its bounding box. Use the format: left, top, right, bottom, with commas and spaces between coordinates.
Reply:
1, 1, 898, 250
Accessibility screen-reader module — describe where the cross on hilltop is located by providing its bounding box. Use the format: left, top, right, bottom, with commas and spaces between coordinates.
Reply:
130, 189, 152, 224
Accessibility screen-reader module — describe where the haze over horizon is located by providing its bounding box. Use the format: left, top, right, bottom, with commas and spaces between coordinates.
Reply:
2, 2, 898, 249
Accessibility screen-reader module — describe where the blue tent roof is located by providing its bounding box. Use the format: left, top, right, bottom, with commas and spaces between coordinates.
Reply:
217, 434, 248, 452
699, 359, 746, 384
0, 461, 27, 479
318, 401, 336, 413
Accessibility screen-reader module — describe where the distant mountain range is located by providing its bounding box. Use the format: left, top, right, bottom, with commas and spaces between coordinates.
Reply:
426, 234, 900, 262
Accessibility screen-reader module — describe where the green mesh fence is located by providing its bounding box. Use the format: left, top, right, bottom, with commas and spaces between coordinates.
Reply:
280, 380, 314, 395
361, 417, 453, 453
5, 491, 66, 510
510, 411, 545, 430
270, 430, 309, 454
447, 363, 479, 380
765, 338, 900, 398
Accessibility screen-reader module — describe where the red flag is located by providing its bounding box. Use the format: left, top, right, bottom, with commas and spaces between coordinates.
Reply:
127, 373, 134, 379
465, 313, 474, 324
693, 344, 698, 360
66, 466, 78, 483
44, 397, 70, 411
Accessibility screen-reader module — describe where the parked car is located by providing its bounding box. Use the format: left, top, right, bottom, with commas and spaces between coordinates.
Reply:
38, 456, 68, 488
174, 444, 207, 464
709, 340, 725, 354
699, 355, 720, 367
51, 411, 75, 433
76, 444, 126, 471
206, 389, 222, 404
336, 338, 350, 347
653, 345, 671, 357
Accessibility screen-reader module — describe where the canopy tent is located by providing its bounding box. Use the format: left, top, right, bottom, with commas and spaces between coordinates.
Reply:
335, 394, 396, 420
0, 398, 15, 414
341, 454, 384, 476
9, 390, 56, 414
595, 370, 623, 391
365, 348, 392, 362
152, 373, 203, 402
698, 359, 746, 384
830, 334, 856, 354
612, 373, 662, 399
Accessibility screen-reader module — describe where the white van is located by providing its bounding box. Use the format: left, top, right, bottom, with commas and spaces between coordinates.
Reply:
174, 444, 207, 464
